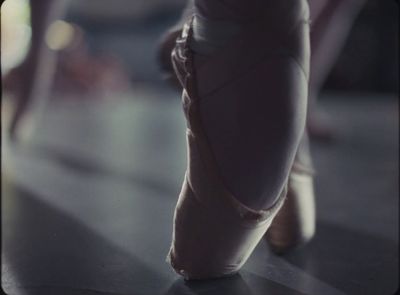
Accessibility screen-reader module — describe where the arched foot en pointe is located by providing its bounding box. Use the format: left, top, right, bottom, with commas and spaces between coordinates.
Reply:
168, 0, 312, 280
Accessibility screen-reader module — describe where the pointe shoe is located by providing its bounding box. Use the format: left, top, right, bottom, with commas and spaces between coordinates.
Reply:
167, 1, 311, 279
167, 20, 287, 280
265, 154, 316, 254
161, 13, 315, 262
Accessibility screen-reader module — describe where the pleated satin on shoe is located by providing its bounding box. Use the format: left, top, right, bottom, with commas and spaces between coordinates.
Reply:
166, 20, 287, 280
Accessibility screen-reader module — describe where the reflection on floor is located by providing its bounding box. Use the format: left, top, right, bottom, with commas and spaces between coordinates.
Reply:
2, 89, 398, 295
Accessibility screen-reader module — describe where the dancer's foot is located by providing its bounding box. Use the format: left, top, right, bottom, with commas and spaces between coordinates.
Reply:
160, 35, 317, 254
168, 20, 287, 279
168, 0, 312, 279
160, 1, 316, 258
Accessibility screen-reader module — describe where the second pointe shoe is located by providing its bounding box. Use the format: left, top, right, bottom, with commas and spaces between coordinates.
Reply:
265, 150, 316, 254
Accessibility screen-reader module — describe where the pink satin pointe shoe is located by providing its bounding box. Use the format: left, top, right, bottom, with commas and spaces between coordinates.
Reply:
166, 20, 287, 280
167, 1, 313, 280
160, 31, 316, 256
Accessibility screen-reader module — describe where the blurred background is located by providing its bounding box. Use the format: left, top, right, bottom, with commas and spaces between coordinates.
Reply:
1, 1, 398, 295
1, 0, 398, 89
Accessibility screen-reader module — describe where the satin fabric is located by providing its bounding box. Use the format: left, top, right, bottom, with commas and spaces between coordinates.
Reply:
167, 0, 312, 279
167, 19, 288, 279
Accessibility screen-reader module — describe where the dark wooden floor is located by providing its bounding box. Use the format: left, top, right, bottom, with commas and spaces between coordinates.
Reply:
2, 89, 398, 295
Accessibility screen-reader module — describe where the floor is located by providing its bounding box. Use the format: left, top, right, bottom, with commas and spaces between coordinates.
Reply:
1, 89, 398, 295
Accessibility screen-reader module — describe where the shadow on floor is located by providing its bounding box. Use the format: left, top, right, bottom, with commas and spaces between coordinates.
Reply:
164, 272, 306, 295
2, 178, 171, 295
282, 220, 399, 295
15, 143, 180, 198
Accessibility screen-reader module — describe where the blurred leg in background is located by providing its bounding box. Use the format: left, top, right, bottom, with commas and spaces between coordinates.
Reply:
6, 0, 68, 142
307, 0, 366, 141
